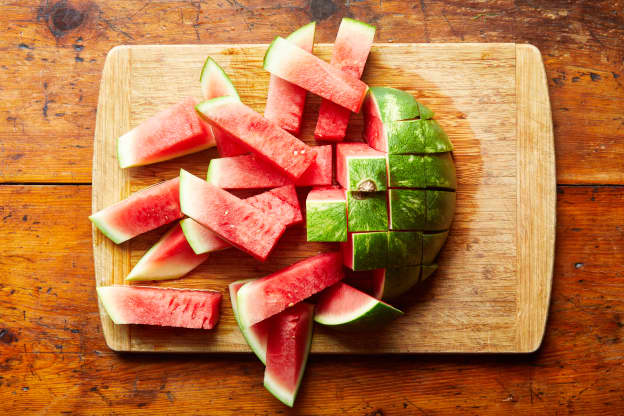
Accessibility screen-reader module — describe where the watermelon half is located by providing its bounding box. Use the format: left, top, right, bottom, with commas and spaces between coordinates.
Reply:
90, 177, 182, 244
207, 145, 332, 189
199, 56, 248, 157
263, 37, 369, 113
306, 187, 347, 242
196, 96, 315, 180
126, 222, 209, 281
264, 302, 314, 407
315, 18, 375, 141
314, 282, 402, 331
265, 22, 316, 134
97, 285, 222, 329
179, 169, 286, 261
229, 280, 272, 364
336, 142, 387, 192
117, 97, 215, 168
237, 251, 344, 327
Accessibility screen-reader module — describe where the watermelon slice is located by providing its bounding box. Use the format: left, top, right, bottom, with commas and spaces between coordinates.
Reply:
344, 269, 384, 299
237, 251, 344, 327
426, 190, 456, 231
306, 187, 347, 242
126, 222, 209, 281
97, 285, 222, 329
263, 37, 369, 113
346, 191, 388, 232
90, 177, 182, 244
117, 97, 215, 168
179, 169, 286, 261
314, 19, 375, 141
314, 282, 402, 331
264, 22, 316, 134
196, 96, 315, 180
229, 280, 272, 364
387, 231, 423, 267
199, 56, 248, 157
336, 142, 387, 192
181, 185, 302, 255
388, 189, 426, 230
264, 302, 314, 407
342, 232, 387, 271
207, 145, 332, 189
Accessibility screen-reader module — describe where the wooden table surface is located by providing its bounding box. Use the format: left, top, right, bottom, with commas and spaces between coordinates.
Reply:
1, 1, 622, 414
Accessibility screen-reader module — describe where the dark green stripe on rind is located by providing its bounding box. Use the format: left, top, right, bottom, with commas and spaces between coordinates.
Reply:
347, 192, 388, 232
388, 231, 423, 267
389, 189, 426, 230
422, 232, 448, 264
424, 153, 456, 190
306, 201, 347, 242
426, 190, 456, 231
314, 298, 403, 331
422, 119, 453, 153
262, 36, 281, 69
381, 266, 421, 300
350, 232, 387, 271
347, 157, 387, 192
387, 154, 426, 188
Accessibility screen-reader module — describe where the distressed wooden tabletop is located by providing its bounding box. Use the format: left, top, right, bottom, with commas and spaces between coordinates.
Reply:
1, 1, 622, 414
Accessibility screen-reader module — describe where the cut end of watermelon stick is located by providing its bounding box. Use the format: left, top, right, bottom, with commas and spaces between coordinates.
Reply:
200, 56, 239, 101
264, 302, 315, 407
126, 222, 210, 281
229, 280, 272, 365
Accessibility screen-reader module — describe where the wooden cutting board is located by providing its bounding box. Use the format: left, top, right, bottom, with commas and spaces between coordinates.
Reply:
92, 43, 555, 354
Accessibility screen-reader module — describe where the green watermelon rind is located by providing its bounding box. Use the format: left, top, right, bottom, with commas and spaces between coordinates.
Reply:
180, 218, 230, 255
425, 190, 456, 231
389, 189, 426, 231
347, 191, 388, 232
381, 266, 422, 300
263, 305, 314, 407
199, 56, 239, 100
387, 231, 423, 267
306, 200, 347, 242
347, 156, 388, 192
230, 279, 268, 365
387, 154, 426, 188
368, 87, 421, 122
423, 232, 449, 264
89, 212, 130, 245
421, 264, 438, 283
286, 21, 316, 46
341, 18, 376, 35
350, 232, 388, 271
96, 286, 128, 324
314, 292, 403, 331
424, 153, 457, 190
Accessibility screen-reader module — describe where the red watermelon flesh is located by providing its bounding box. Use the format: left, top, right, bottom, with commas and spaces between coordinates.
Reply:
90, 177, 182, 244
236, 251, 344, 327
97, 285, 222, 329
117, 97, 215, 168
263, 37, 368, 113
126, 222, 210, 281
196, 97, 315, 180
207, 145, 332, 189
363, 92, 387, 152
264, 302, 314, 407
315, 19, 375, 141
265, 22, 316, 134
179, 169, 286, 261
344, 269, 384, 299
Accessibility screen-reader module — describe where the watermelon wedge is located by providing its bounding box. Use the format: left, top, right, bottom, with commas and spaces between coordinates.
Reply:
345, 267, 422, 300
263, 37, 369, 113
336, 142, 387, 192
314, 282, 402, 331
237, 251, 344, 327
181, 185, 301, 255
229, 280, 273, 364
90, 177, 182, 244
265, 22, 316, 134
264, 302, 314, 407
179, 169, 286, 261
196, 97, 315, 180
342, 232, 387, 271
199, 56, 248, 157
117, 97, 215, 168
344, 269, 384, 299
97, 285, 222, 329
315, 19, 375, 141
207, 145, 332, 189
126, 222, 209, 281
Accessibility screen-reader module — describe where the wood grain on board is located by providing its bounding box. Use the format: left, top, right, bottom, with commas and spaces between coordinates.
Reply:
91, 43, 553, 353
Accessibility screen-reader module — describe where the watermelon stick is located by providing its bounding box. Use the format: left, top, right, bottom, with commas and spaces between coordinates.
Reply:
315, 19, 375, 141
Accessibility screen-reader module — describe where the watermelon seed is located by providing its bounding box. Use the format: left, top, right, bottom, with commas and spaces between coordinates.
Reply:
356, 179, 377, 192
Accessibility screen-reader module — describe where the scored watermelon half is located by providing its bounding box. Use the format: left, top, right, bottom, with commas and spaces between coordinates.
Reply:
265, 22, 316, 134
181, 184, 302, 255
237, 251, 344, 327
199, 56, 248, 157
126, 222, 209, 282
207, 145, 332, 189
179, 169, 286, 261
315, 18, 375, 141
90, 177, 183, 244
264, 37, 368, 113
117, 97, 215, 168
229, 280, 273, 364
196, 96, 316, 180
264, 302, 315, 407
314, 282, 402, 331
97, 285, 222, 329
